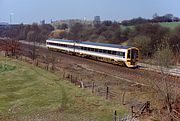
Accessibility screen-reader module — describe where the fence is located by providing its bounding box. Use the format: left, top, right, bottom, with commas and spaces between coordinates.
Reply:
17, 55, 151, 120
113, 113, 138, 121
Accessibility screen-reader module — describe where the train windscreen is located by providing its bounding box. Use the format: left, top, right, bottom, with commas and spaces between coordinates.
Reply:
131, 49, 138, 59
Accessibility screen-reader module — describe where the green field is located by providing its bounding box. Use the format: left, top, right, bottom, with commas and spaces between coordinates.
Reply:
120, 25, 134, 30
121, 22, 180, 31
0, 57, 127, 121
159, 22, 180, 29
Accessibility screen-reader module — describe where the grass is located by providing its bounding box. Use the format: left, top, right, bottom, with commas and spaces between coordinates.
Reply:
120, 22, 180, 31
0, 57, 127, 121
0, 63, 16, 72
159, 22, 180, 29
120, 25, 134, 30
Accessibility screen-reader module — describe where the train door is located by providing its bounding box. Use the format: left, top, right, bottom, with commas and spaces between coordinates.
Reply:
126, 50, 131, 66
126, 49, 139, 67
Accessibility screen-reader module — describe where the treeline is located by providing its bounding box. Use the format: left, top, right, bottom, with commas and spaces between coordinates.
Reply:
128, 24, 180, 58
49, 21, 180, 60
121, 13, 180, 26
0, 20, 180, 60
68, 21, 129, 44
50, 21, 130, 44
0, 23, 54, 43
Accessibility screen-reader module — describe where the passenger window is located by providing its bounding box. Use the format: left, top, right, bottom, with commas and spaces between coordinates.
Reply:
122, 53, 125, 58
112, 51, 116, 55
103, 50, 108, 53
117, 52, 125, 58
90, 48, 94, 51
108, 50, 111, 54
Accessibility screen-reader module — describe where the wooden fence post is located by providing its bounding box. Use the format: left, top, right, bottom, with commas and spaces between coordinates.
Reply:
63, 72, 65, 78
131, 106, 134, 117
146, 101, 150, 113
114, 110, 117, 121
80, 81, 84, 89
92, 81, 95, 93
75, 77, 77, 84
106, 86, 109, 99
122, 91, 126, 105
118, 115, 121, 121
70, 74, 73, 83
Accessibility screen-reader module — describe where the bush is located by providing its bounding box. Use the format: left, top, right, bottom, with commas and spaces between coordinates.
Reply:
153, 43, 173, 67
129, 35, 151, 57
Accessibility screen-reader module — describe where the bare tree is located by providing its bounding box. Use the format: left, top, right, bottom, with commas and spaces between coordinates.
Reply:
43, 51, 59, 71
49, 51, 61, 71
0, 39, 21, 57
43, 54, 50, 70
151, 42, 180, 121
27, 31, 39, 60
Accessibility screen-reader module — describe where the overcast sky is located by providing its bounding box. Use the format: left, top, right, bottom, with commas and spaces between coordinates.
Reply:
0, 0, 180, 24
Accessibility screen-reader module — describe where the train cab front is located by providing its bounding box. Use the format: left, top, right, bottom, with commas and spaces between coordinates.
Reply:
125, 48, 139, 68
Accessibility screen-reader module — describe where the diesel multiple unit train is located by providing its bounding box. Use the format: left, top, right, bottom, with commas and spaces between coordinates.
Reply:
46, 38, 139, 67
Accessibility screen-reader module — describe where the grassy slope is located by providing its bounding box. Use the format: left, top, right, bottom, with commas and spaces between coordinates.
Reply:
0, 57, 127, 121
121, 22, 180, 31
120, 25, 134, 30
159, 22, 180, 29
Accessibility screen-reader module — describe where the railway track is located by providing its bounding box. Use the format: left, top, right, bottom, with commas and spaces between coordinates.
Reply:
18, 40, 180, 89
19, 40, 180, 77
139, 63, 180, 77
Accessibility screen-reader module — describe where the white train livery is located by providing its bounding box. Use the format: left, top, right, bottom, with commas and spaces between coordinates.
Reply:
46, 38, 139, 67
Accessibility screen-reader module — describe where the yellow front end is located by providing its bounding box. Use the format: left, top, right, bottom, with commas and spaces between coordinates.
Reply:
125, 48, 139, 68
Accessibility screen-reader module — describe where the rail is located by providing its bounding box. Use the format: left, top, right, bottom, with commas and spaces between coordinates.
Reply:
18, 40, 180, 77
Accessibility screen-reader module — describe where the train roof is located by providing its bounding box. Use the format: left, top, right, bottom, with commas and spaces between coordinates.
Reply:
47, 38, 134, 49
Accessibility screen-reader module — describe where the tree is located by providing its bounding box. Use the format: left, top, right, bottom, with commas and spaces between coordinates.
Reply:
129, 35, 151, 57
43, 52, 59, 71
132, 23, 170, 57
164, 14, 174, 21
88, 34, 99, 41
17, 23, 25, 40
22, 25, 31, 40
112, 28, 123, 43
121, 17, 149, 26
0, 39, 21, 57
170, 26, 180, 52
97, 36, 106, 43
49, 30, 67, 39
102, 20, 113, 26
94, 25, 107, 35
151, 13, 178, 23
30, 23, 40, 33
151, 43, 179, 120
154, 43, 173, 67
173, 17, 180, 22
122, 27, 131, 38
111, 21, 120, 30
100, 30, 114, 40
170, 27, 180, 65
68, 23, 84, 40
27, 31, 39, 60
57, 23, 68, 30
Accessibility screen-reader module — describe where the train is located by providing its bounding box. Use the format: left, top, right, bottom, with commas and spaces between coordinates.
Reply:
46, 38, 139, 68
